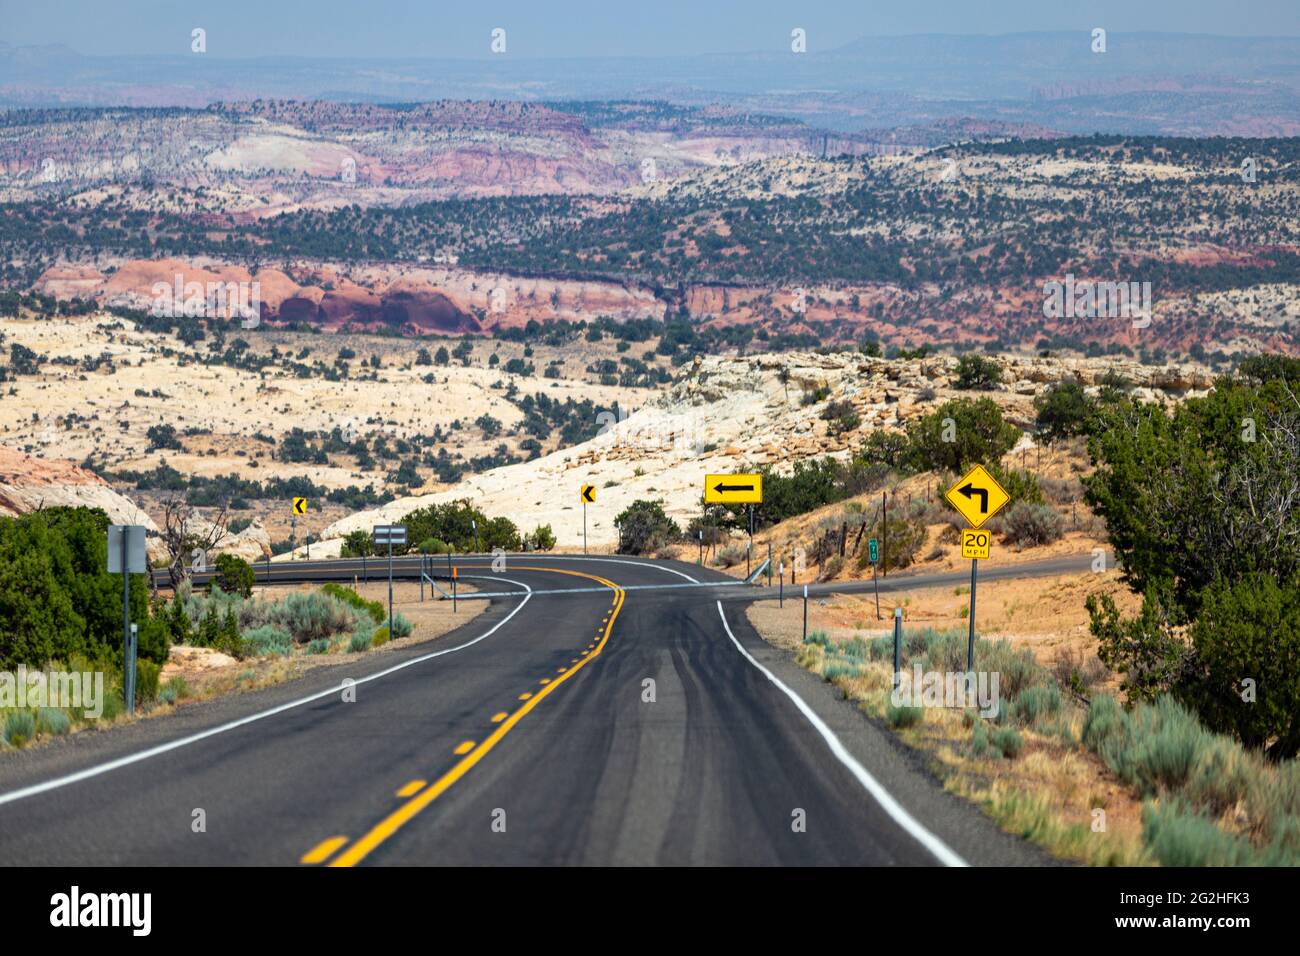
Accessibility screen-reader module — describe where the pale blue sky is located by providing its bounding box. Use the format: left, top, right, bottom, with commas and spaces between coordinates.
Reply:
2, 0, 1297, 58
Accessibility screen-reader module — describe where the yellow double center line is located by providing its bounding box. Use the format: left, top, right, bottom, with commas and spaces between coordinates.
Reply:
322, 567, 625, 867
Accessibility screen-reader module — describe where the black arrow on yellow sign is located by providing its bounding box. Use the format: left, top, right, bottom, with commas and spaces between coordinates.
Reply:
956, 483, 989, 513
581, 485, 596, 503
292, 497, 307, 515
713, 482, 755, 493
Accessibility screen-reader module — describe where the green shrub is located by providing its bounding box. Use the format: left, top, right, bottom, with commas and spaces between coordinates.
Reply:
1185, 736, 1255, 817
904, 398, 1020, 474
266, 591, 366, 641
855, 512, 927, 571
306, 638, 330, 655
1086, 587, 1189, 704
391, 614, 412, 639
1015, 684, 1062, 728
1084, 695, 1218, 800
0, 506, 168, 670
886, 702, 924, 728
991, 726, 1024, 758
999, 502, 1063, 547
348, 632, 372, 653
216, 607, 245, 659
36, 707, 71, 736
418, 537, 450, 554
823, 661, 861, 681
371, 626, 390, 647
971, 719, 992, 757
321, 583, 385, 624
340, 529, 374, 558
213, 553, 256, 598
1141, 800, 1261, 866
135, 659, 161, 705
1083, 372, 1300, 755
1035, 380, 1096, 444
953, 354, 1003, 390
159, 676, 189, 704
988, 464, 1045, 505
528, 524, 556, 551
97, 685, 125, 721
614, 499, 681, 555
1083, 694, 1128, 753
1114, 697, 1213, 797
3, 710, 36, 747
1186, 572, 1300, 755
404, 499, 520, 553
242, 625, 293, 657
804, 630, 832, 648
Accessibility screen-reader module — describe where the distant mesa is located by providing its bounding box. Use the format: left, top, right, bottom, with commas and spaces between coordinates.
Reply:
32, 259, 480, 333
379, 282, 479, 333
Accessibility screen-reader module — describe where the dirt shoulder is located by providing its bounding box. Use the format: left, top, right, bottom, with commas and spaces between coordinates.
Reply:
743, 571, 1152, 866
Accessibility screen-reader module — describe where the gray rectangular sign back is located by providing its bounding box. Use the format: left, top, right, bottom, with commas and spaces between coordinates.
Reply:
107, 525, 148, 574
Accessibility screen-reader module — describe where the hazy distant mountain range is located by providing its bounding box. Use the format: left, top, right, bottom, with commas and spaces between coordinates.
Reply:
2, 32, 1298, 135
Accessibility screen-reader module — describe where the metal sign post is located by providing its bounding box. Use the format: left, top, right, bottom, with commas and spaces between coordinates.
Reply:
372, 525, 407, 638
107, 525, 146, 716
967, 557, 978, 673
893, 607, 903, 689
121, 535, 129, 706
746, 505, 753, 577
580, 485, 595, 554
944, 466, 1011, 675
126, 623, 138, 713
802, 584, 808, 642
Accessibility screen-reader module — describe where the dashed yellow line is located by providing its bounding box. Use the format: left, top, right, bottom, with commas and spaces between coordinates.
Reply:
396, 780, 426, 797
301, 836, 348, 865
453, 740, 475, 755
321, 567, 626, 867
490, 711, 508, 723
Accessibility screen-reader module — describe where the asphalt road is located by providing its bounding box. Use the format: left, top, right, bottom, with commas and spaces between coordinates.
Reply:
0, 554, 1072, 865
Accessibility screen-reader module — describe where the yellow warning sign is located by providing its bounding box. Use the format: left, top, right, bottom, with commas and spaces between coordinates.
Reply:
704, 474, 763, 505
961, 528, 992, 560
580, 484, 596, 504
292, 497, 308, 515
944, 464, 1010, 529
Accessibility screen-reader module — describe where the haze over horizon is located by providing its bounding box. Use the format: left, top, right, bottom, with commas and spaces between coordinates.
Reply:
2, 0, 1298, 60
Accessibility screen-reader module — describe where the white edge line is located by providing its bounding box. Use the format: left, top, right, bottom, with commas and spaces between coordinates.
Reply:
0, 577, 535, 808
715, 600, 969, 868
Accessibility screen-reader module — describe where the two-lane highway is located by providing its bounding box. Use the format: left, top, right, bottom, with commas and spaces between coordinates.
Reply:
0, 555, 1054, 865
